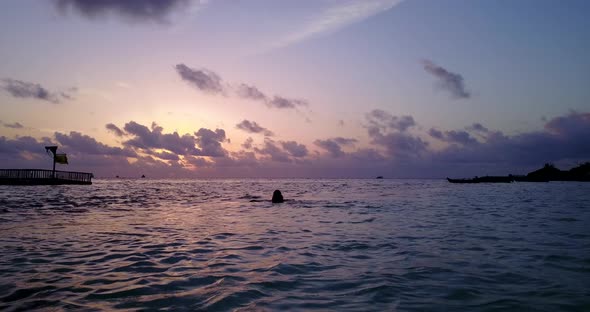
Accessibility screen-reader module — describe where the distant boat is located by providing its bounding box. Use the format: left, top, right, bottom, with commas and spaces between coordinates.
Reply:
141, 175, 146, 178
447, 176, 513, 183
376, 176, 384, 179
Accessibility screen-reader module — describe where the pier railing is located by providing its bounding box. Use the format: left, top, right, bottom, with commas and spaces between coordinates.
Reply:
0, 169, 93, 184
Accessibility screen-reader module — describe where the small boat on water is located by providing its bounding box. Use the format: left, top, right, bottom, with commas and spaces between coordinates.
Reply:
447, 176, 514, 183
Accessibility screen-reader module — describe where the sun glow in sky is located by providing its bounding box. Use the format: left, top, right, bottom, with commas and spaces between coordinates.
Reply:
1, 0, 589, 178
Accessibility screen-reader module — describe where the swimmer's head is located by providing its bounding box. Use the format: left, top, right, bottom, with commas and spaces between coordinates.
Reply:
272, 190, 284, 203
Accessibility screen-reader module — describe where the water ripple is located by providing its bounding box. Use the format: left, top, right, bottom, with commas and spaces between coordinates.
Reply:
0, 179, 589, 311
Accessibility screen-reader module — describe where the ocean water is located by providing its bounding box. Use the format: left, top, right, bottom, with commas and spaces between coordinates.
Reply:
0, 179, 589, 311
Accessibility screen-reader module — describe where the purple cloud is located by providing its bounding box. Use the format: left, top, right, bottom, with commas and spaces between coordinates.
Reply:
119, 121, 228, 157
429, 128, 478, 146
281, 141, 308, 157
364, 111, 427, 159
314, 137, 357, 158
175, 64, 225, 95
0, 136, 53, 155
2, 111, 589, 178
0, 79, 73, 104
267, 96, 308, 109
468, 123, 489, 133
55, 131, 136, 157
422, 59, 471, 99
194, 128, 227, 157
126, 122, 199, 155
175, 64, 310, 111
236, 120, 273, 136
55, 0, 190, 23
429, 111, 590, 176
105, 123, 125, 137
242, 137, 254, 149
235, 84, 268, 101
366, 110, 416, 132
254, 139, 291, 163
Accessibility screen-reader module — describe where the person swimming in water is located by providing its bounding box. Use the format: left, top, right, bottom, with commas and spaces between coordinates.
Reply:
271, 190, 284, 203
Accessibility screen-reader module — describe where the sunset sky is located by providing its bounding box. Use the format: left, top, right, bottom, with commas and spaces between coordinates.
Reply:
1, 0, 589, 178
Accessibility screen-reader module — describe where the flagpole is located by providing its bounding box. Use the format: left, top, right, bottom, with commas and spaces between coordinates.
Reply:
45, 146, 58, 179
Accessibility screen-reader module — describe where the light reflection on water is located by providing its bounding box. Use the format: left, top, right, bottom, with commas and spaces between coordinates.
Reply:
1, 179, 589, 311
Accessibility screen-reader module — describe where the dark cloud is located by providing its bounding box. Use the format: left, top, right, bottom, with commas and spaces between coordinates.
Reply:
55, 0, 189, 23
194, 128, 227, 157
236, 84, 268, 101
281, 141, 308, 157
332, 137, 358, 145
365, 111, 427, 159
468, 123, 489, 133
175, 64, 225, 95
545, 111, 590, 137
176, 65, 309, 111
429, 128, 478, 146
254, 139, 291, 163
422, 60, 470, 99
122, 121, 202, 156
118, 121, 229, 158
371, 132, 429, 159
429, 111, 590, 175
428, 128, 444, 140
314, 137, 357, 158
366, 110, 416, 132
236, 84, 308, 110
242, 137, 254, 150
235, 84, 308, 110
55, 131, 136, 157
314, 139, 344, 158
123, 121, 160, 149
0, 136, 53, 155
267, 96, 308, 109
235, 120, 273, 136
0, 79, 74, 104
105, 123, 125, 136
3, 122, 24, 129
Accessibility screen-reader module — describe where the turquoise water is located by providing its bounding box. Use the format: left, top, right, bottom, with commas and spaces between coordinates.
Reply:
1, 179, 589, 311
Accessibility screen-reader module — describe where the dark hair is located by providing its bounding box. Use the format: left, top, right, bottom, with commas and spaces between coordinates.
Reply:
272, 190, 284, 203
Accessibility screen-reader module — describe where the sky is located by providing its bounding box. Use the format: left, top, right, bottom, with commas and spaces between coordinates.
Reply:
1, 0, 589, 178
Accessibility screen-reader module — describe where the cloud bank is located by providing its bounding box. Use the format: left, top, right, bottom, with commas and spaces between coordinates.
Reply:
2, 111, 589, 178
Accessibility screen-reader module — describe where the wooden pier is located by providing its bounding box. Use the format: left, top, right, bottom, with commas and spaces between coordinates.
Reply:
0, 169, 93, 185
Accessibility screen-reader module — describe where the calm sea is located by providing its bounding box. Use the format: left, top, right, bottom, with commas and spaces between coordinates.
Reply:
1, 179, 589, 311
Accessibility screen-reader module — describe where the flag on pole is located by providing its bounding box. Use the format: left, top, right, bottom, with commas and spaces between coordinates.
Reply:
54, 153, 68, 164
